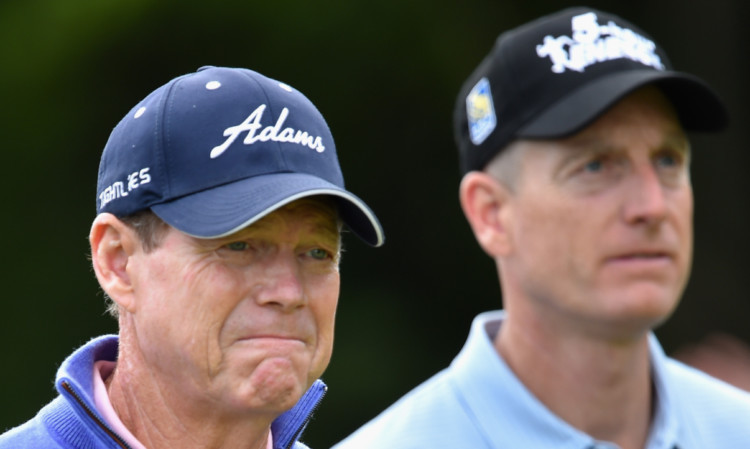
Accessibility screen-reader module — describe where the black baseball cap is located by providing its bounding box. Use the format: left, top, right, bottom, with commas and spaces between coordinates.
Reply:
96, 66, 384, 246
454, 6, 728, 174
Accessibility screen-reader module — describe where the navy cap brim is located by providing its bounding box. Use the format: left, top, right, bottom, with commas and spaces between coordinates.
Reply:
150, 173, 384, 247
518, 69, 728, 139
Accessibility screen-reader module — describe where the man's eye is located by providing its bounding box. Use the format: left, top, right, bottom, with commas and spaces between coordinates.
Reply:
308, 248, 331, 260
225, 241, 249, 251
655, 152, 680, 168
583, 159, 604, 173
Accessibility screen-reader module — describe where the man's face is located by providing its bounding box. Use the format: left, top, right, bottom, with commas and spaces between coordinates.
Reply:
503, 86, 693, 338
127, 197, 340, 415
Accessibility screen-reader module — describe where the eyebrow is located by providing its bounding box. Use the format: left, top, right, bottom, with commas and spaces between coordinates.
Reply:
550, 127, 691, 178
661, 133, 692, 156
560, 127, 690, 159
550, 137, 612, 174
234, 209, 340, 245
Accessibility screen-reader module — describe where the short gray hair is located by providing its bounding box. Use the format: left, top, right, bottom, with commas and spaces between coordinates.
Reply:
484, 140, 526, 191
101, 210, 169, 318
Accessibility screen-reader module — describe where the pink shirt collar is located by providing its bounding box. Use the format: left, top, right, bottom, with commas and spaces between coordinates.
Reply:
92, 360, 273, 449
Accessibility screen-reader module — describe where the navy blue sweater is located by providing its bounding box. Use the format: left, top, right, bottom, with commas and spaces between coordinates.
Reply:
0, 335, 326, 449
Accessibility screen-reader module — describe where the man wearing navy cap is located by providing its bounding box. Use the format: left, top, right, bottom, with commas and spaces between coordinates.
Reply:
0, 66, 383, 449
335, 7, 750, 449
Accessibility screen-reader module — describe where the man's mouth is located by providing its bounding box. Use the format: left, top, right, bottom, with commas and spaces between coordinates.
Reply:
616, 252, 668, 259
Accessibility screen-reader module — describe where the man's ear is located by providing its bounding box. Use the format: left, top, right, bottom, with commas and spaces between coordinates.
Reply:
459, 172, 514, 258
89, 213, 139, 313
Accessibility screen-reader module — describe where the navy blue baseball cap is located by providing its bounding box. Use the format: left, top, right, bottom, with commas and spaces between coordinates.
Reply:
454, 7, 729, 175
96, 66, 384, 246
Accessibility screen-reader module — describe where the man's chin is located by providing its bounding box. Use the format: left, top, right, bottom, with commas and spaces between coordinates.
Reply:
595, 304, 678, 341
216, 357, 307, 414
253, 357, 306, 404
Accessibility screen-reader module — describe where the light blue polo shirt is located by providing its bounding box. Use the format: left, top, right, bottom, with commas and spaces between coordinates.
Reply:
334, 310, 750, 449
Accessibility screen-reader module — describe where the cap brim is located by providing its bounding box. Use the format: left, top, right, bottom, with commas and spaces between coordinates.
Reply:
518, 70, 728, 139
151, 173, 384, 247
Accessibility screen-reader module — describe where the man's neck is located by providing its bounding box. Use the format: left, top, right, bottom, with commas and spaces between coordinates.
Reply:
107, 333, 274, 449
495, 310, 654, 449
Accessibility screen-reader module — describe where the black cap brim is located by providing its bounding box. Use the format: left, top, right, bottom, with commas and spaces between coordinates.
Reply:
517, 69, 728, 139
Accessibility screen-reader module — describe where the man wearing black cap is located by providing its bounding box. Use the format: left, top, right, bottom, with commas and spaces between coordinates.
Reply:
0, 66, 383, 449
335, 7, 750, 449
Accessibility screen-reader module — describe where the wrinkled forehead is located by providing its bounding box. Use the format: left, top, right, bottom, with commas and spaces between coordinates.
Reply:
281, 196, 340, 219
251, 196, 342, 235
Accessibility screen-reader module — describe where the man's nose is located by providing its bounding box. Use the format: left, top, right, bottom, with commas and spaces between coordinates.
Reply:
253, 253, 306, 310
622, 164, 668, 227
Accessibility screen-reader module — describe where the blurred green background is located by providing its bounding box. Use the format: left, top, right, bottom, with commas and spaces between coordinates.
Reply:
2, 0, 748, 447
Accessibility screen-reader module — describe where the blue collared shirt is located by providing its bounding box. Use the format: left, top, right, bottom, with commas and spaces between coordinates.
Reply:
335, 310, 750, 449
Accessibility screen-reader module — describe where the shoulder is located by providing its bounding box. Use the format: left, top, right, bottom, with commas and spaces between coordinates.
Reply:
663, 357, 750, 441
0, 402, 61, 449
335, 312, 509, 449
333, 368, 486, 449
665, 356, 750, 407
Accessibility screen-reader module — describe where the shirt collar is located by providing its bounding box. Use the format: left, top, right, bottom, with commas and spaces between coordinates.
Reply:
645, 334, 680, 449
55, 335, 324, 449
449, 311, 680, 449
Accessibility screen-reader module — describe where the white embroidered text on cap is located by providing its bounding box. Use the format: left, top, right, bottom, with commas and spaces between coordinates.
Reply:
536, 12, 665, 74
210, 104, 325, 159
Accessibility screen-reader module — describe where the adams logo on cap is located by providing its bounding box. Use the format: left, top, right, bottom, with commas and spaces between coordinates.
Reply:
536, 12, 665, 73
210, 103, 326, 159
466, 77, 497, 145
